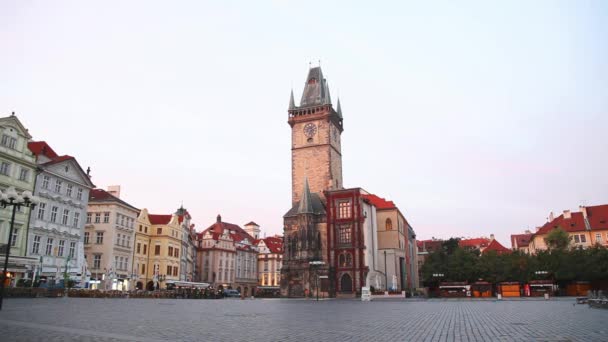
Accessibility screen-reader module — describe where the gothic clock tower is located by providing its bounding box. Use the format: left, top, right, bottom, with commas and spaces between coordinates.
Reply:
281, 66, 344, 297
288, 66, 344, 205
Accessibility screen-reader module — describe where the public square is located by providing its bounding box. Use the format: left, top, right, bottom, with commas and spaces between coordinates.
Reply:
0, 298, 607, 341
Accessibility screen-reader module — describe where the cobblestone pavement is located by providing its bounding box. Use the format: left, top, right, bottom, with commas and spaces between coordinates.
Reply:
0, 298, 607, 341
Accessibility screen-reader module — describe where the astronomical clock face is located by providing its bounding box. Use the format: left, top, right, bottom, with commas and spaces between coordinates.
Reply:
303, 123, 317, 138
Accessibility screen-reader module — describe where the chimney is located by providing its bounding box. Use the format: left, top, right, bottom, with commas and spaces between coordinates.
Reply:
563, 210, 571, 219
579, 205, 588, 220
490, 234, 495, 241
548, 211, 555, 222
525, 230, 532, 234
216, 214, 222, 223
107, 185, 121, 198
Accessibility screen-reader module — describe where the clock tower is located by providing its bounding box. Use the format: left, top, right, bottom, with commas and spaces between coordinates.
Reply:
288, 66, 344, 205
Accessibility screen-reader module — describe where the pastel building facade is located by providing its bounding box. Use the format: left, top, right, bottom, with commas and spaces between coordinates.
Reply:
256, 235, 283, 288
27, 141, 94, 285
197, 215, 259, 295
84, 187, 138, 290
0, 115, 38, 283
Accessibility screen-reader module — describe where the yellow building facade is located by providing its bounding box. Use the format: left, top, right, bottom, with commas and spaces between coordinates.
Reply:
133, 209, 182, 290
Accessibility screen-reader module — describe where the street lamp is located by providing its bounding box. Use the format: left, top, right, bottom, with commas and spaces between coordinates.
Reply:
0, 187, 39, 311
309, 260, 325, 301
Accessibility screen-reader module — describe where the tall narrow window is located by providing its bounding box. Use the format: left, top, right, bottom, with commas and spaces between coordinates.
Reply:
103, 212, 110, 223
45, 238, 54, 255
154, 245, 160, 255
96, 232, 104, 244
69, 242, 76, 258
62, 209, 69, 225
338, 224, 352, 244
32, 235, 41, 254
338, 201, 351, 218
42, 175, 50, 189
19, 168, 29, 182
54, 179, 62, 193
0, 162, 11, 176
93, 255, 101, 269
37, 203, 46, 220
73, 212, 80, 227
386, 218, 393, 230
84, 232, 90, 244
58, 240, 65, 257
86, 213, 92, 223
76, 188, 83, 200
66, 184, 73, 197
95, 213, 101, 223
10, 228, 19, 247
50, 206, 58, 223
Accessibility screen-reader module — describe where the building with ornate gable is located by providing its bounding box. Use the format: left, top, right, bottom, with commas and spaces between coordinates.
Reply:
196, 215, 258, 295
27, 141, 95, 286
0, 114, 39, 284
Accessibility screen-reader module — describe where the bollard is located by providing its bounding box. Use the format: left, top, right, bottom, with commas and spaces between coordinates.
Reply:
544, 293, 549, 300
497, 294, 502, 300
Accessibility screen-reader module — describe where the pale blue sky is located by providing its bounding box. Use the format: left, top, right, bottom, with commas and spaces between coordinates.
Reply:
1, 1, 607, 245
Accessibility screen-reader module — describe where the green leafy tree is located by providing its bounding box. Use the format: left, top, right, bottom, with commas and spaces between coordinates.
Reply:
544, 227, 570, 251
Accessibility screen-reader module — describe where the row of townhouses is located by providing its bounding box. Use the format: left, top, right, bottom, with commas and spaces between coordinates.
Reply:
0, 113, 280, 293
511, 204, 608, 253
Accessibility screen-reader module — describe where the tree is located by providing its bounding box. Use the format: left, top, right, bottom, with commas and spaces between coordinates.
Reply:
544, 227, 570, 251
442, 238, 460, 255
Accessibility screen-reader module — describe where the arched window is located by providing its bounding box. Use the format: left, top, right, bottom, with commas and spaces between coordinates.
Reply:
338, 252, 353, 267
386, 218, 393, 230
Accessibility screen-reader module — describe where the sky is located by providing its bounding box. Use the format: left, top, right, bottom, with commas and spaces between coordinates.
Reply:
1, 1, 607, 246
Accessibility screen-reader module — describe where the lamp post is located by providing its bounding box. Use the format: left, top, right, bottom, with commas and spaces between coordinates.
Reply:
309, 260, 325, 301
383, 250, 388, 291
0, 187, 39, 311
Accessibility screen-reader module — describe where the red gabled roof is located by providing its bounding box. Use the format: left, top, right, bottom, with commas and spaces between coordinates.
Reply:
262, 236, 283, 254
28, 141, 75, 165
536, 204, 608, 236
483, 239, 511, 255
585, 205, 608, 230
537, 212, 586, 234
361, 194, 396, 210
511, 233, 533, 248
201, 218, 255, 245
459, 238, 490, 249
27, 141, 59, 159
149, 214, 172, 225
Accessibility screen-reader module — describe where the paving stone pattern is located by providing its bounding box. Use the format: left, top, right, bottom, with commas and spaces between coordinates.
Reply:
0, 298, 607, 341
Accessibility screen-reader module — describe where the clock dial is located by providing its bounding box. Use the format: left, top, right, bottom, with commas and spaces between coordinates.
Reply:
303, 123, 317, 138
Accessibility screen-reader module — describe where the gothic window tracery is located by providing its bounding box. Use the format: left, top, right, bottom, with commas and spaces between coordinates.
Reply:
338, 224, 352, 244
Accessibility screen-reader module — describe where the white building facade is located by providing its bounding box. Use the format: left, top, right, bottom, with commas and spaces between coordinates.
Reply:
27, 141, 94, 286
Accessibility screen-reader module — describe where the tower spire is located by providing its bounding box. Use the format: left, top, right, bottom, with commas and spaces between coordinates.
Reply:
297, 177, 313, 214
336, 97, 343, 119
289, 89, 296, 110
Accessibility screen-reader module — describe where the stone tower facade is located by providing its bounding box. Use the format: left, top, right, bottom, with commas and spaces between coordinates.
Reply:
281, 66, 343, 298
288, 67, 344, 205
